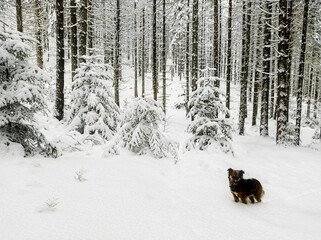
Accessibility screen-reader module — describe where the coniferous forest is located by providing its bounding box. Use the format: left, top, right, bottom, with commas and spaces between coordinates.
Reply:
0, 1, 321, 239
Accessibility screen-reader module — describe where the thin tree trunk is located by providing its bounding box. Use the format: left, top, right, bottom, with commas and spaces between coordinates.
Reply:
141, 7, 145, 98
70, 0, 78, 81
152, 0, 157, 101
238, 0, 250, 135
87, 0, 93, 55
55, 0, 64, 121
191, 0, 199, 92
16, 0, 23, 32
134, 1, 138, 98
114, 0, 121, 106
35, 0, 43, 69
186, 0, 190, 113
286, 0, 293, 122
294, 0, 310, 145
79, 0, 87, 63
162, 0, 166, 113
225, 0, 232, 118
252, 14, 262, 126
260, 1, 271, 137
307, 66, 313, 119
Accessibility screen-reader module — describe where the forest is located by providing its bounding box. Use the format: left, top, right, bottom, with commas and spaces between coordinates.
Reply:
0, 0, 320, 239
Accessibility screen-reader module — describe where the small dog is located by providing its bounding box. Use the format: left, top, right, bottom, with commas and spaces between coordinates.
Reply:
227, 168, 264, 204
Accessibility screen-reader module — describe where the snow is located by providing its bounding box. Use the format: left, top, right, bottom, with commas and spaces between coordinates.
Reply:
1, 66, 321, 240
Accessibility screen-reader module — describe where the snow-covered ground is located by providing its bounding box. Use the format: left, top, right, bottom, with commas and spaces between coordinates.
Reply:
1, 66, 321, 240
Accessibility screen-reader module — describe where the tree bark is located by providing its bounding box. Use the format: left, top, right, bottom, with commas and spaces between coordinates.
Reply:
260, 1, 271, 137
114, 0, 121, 106
225, 0, 232, 118
294, 0, 310, 145
70, 0, 78, 81
79, 0, 87, 63
162, 0, 166, 113
152, 0, 158, 101
276, 0, 290, 143
35, 0, 43, 69
134, 1, 138, 98
191, 0, 199, 92
55, 0, 64, 121
186, 0, 190, 113
16, 0, 23, 32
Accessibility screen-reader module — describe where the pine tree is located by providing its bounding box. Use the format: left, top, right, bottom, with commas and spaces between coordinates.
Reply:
67, 57, 120, 140
0, 30, 56, 157
186, 75, 233, 153
119, 98, 178, 158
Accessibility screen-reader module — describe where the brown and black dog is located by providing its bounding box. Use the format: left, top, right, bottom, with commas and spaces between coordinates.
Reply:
227, 168, 264, 204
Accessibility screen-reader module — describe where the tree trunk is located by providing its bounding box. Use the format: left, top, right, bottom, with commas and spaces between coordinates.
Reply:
286, 0, 293, 122
134, 1, 138, 98
260, 1, 271, 137
79, 0, 87, 63
306, 66, 313, 119
186, 0, 190, 113
225, 0, 232, 118
191, 0, 199, 92
87, 0, 93, 55
35, 0, 43, 69
238, 0, 250, 135
152, 0, 158, 101
16, 0, 23, 32
55, 0, 64, 121
141, 7, 146, 98
114, 0, 121, 106
162, 0, 166, 113
70, 0, 78, 81
276, 0, 290, 143
294, 0, 310, 145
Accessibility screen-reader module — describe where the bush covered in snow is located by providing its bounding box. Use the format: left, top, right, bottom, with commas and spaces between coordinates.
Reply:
119, 98, 178, 159
66, 57, 120, 140
186, 77, 233, 153
0, 30, 56, 157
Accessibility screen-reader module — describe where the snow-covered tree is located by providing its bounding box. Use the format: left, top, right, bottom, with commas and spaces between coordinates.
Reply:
0, 30, 56, 157
67, 57, 120, 140
186, 77, 233, 154
119, 98, 178, 159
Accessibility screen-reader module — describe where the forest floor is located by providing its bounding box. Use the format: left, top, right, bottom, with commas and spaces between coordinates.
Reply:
0, 63, 321, 240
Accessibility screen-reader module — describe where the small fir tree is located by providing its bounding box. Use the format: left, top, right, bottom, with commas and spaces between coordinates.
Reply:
0, 30, 56, 157
119, 98, 178, 158
67, 57, 120, 140
186, 77, 233, 154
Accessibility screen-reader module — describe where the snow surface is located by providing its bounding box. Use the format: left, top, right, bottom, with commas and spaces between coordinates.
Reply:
1, 65, 321, 240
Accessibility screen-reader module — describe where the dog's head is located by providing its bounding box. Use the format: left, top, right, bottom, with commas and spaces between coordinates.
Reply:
227, 168, 244, 186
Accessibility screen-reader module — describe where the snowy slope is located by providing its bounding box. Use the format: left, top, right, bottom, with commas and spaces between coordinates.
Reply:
0, 70, 321, 240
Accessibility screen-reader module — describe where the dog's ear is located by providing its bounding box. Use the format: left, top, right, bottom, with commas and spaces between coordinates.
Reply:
240, 170, 245, 176
227, 168, 233, 175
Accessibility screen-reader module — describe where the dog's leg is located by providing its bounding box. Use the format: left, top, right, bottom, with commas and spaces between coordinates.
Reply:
254, 187, 263, 202
231, 192, 239, 202
239, 194, 248, 204
249, 196, 255, 204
